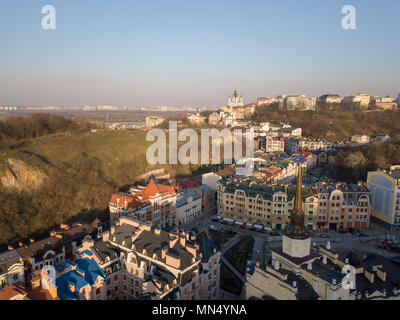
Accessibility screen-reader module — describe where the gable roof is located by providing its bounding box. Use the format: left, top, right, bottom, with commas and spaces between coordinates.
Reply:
142, 179, 175, 197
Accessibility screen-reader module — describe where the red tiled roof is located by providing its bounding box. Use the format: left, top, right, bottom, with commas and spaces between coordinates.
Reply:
141, 179, 175, 198
0, 283, 27, 300
109, 193, 140, 209
300, 150, 311, 157
178, 178, 201, 189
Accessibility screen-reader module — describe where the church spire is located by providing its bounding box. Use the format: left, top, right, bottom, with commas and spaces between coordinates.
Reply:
287, 156, 307, 234
294, 159, 303, 215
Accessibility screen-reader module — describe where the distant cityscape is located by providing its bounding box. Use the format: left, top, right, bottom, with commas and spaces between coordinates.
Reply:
1, 91, 399, 113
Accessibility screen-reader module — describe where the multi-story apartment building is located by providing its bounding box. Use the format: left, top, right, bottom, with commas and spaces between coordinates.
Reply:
219, 111, 237, 127
187, 113, 206, 125
349, 135, 370, 146
208, 112, 221, 125
0, 250, 24, 289
259, 136, 285, 153
55, 257, 107, 300
176, 191, 202, 225
318, 94, 342, 104
145, 116, 165, 128
78, 216, 220, 300
277, 94, 316, 111
315, 182, 371, 231
177, 178, 216, 213
371, 97, 397, 110
0, 270, 59, 300
255, 97, 277, 106
343, 93, 372, 109
367, 167, 400, 230
109, 179, 177, 229
284, 137, 300, 155
15, 220, 102, 282
216, 177, 318, 230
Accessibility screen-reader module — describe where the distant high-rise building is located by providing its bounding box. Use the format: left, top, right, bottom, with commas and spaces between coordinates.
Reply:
343, 93, 372, 109
367, 166, 400, 231
318, 94, 342, 104
145, 116, 165, 128
277, 94, 316, 111
370, 96, 397, 110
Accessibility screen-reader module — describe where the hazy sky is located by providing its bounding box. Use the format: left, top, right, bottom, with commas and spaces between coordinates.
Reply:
0, 0, 399, 107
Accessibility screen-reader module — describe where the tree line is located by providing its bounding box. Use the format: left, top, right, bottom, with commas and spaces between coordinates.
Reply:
0, 114, 98, 147
252, 103, 400, 142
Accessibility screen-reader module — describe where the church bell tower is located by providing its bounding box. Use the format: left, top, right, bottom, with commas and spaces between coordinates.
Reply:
282, 160, 311, 258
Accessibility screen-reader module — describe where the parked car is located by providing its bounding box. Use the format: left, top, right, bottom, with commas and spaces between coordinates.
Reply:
378, 240, 388, 249
239, 225, 246, 229
211, 218, 219, 223
320, 234, 328, 238
270, 232, 280, 236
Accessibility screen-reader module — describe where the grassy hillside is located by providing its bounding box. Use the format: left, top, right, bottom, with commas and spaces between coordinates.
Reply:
0, 129, 194, 246
19, 130, 150, 185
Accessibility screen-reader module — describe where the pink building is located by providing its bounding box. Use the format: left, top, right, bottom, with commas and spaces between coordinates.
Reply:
109, 179, 177, 228
316, 182, 371, 231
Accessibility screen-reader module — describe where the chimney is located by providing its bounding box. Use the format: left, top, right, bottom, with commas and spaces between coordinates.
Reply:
322, 255, 327, 264
307, 262, 312, 271
326, 241, 331, 250
362, 253, 367, 260
345, 258, 349, 264
162, 247, 167, 259
180, 235, 186, 247
8, 245, 13, 251
18, 242, 23, 247
29, 238, 35, 243
292, 281, 297, 288
332, 278, 337, 285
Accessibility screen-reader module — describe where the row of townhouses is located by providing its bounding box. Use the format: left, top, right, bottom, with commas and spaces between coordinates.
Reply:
217, 176, 371, 232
